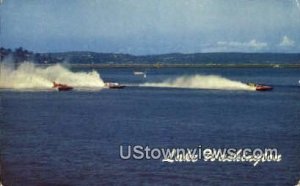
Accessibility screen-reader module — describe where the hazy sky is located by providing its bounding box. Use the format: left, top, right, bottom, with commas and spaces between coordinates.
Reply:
1, 0, 300, 54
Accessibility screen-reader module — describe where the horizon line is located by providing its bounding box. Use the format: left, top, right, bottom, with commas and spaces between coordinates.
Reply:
2, 47, 300, 56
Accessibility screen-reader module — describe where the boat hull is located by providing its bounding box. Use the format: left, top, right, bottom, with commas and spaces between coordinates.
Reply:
53, 82, 73, 91
58, 86, 73, 91
105, 82, 126, 89
108, 85, 126, 89
247, 83, 273, 91
256, 86, 273, 91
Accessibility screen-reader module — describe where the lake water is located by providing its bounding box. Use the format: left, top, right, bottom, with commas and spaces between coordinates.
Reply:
1, 67, 300, 185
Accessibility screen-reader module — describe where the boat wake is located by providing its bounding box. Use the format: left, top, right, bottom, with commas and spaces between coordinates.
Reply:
0, 62, 105, 90
141, 75, 256, 91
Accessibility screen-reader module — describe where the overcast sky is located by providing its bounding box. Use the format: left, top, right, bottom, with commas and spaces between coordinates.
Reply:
1, 0, 300, 54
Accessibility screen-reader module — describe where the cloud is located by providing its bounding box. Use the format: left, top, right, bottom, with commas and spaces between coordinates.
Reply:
295, 0, 300, 10
217, 39, 268, 50
279, 35, 295, 47
200, 39, 268, 52
2, 0, 300, 54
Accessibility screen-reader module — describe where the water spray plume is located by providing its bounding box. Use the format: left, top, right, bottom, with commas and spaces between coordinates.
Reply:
0, 62, 105, 89
141, 75, 255, 91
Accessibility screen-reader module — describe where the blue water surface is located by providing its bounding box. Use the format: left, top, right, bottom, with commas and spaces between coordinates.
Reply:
1, 68, 300, 185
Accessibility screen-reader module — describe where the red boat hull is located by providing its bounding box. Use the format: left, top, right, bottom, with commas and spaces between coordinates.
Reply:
256, 85, 273, 91
108, 85, 126, 89
58, 86, 73, 91
53, 82, 73, 91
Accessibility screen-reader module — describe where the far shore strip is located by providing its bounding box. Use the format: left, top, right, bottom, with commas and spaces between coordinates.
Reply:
34, 63, 300, 68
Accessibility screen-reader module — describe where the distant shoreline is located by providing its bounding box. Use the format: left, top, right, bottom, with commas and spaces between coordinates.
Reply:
35, 63, 300, 68
2, 47, 300, 66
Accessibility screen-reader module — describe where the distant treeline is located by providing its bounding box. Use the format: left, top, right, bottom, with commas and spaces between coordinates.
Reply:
0, 47, 64, 64
1, 47, 300, 65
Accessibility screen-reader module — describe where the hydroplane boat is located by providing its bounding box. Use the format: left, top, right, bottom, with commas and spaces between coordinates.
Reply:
53, 82, 73, 91
247, 83, 273, 91
105, 82, 126, 89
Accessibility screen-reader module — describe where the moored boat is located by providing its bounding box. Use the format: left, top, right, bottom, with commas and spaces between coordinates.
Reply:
133, 71, 147, 78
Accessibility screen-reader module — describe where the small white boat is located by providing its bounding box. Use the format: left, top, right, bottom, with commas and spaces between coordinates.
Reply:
133, 71, 144, 75
133, 71, 147, 78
